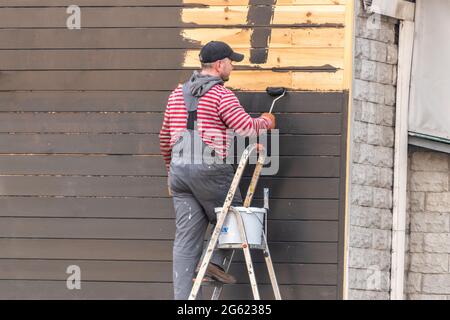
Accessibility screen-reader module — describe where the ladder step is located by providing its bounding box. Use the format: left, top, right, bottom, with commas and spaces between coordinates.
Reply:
217, 243, 266, 250
192, 277, 225, 287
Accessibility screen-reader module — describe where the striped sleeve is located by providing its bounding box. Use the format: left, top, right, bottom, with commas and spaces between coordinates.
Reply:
217, 90, 272, 136
159, 97, 172, 171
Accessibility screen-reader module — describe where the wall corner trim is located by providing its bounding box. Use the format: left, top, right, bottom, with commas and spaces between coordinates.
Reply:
368, 0, 415, 21
390, 19, 416, 300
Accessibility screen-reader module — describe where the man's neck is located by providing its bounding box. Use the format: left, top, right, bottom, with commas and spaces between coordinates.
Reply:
200, 69, 219, 77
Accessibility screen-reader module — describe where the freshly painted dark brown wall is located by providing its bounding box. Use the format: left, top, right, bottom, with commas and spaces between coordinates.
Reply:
0, 0, 348, 299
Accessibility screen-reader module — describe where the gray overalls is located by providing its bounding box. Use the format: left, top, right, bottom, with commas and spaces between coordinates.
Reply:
169, 82, 243, 300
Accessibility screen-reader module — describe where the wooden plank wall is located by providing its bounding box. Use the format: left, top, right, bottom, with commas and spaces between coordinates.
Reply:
0, 0, 350, 299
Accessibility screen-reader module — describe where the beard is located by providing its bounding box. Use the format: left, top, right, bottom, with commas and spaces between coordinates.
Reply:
220, 73, 230, 82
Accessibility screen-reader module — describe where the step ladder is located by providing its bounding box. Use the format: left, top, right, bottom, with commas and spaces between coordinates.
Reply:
189, 143, 282, 300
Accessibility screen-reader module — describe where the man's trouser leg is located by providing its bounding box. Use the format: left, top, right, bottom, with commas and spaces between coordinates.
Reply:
172, 192, 208, 300
188, 165, 243, 269
170, 163, 243, 300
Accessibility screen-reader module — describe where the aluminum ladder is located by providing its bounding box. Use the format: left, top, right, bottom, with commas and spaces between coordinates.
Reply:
189, 143, 282, 300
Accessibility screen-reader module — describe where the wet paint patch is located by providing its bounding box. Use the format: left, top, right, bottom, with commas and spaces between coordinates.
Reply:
247, 1, 276, 64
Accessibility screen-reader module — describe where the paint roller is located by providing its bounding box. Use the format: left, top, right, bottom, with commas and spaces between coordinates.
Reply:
266, 87, 287, 113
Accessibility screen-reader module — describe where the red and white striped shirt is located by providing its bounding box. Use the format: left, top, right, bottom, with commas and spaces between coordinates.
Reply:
159, 83, 272, 170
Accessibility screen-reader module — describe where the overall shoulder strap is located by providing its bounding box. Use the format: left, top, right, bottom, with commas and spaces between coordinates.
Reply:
182, 82, 198, 130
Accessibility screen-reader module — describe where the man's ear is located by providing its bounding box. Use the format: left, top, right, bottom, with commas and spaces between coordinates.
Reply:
213, 60, 221, 72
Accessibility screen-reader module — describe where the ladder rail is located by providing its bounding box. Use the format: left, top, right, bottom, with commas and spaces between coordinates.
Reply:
231, 206, 260, 299
261, 230, 282, 300
243, 144, 265, 207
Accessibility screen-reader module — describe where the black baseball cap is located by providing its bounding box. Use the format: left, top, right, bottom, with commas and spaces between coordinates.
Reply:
199, 41, 244, 63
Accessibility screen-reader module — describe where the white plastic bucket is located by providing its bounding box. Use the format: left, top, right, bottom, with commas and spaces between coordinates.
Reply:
215, 207, 266, 245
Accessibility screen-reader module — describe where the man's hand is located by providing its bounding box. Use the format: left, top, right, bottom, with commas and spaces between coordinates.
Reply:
260, 112, 276, 129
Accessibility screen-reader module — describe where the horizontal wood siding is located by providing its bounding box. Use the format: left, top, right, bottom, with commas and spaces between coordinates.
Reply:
0, 0, 349, 299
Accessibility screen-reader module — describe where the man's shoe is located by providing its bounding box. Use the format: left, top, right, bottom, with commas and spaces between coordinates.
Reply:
205, 263, 237, 284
